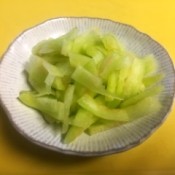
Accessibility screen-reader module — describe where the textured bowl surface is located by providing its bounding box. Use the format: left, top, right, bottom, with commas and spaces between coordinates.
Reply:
0, 17, 174, 156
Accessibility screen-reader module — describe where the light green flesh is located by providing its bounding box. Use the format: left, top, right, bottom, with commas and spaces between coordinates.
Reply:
52, 77, 66, 90
86, 120, 121, 135
19, 28, 164, 143
63, 126, 84, 144
72, 66, 105, 94
125, 96, 162, 121
19, 91, 61, 120
83, 60, 98, 75
71, 108, 97, 128
62, 85, 75, 133
142, 54, 158, 76
120, 85, 163, 107
69, 52, 91, 67
143, 74, 164, 87
64, 108, 97, 143
85, 46, 105, 65
78, 94, 129, 121
26, 56, 49, 94
87, 96, 161, 135
102, 33, 123, 51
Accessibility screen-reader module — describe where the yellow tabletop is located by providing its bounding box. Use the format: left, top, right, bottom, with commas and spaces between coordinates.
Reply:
0, 0, 175, 174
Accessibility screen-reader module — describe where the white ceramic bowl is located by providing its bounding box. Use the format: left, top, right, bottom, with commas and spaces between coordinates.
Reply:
0, 17, 174, 156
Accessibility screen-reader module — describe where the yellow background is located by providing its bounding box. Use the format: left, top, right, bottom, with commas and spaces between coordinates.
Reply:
0, 0, 175, 174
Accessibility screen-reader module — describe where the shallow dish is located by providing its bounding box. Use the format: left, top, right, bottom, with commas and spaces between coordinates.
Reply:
0, 17, 174, 156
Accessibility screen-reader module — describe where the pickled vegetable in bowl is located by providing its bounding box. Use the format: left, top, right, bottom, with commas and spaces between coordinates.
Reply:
1, 17, 174, 156
18, 28, 164, 143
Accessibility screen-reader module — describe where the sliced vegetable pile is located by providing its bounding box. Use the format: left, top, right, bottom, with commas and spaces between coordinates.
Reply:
19, 28, 164, 143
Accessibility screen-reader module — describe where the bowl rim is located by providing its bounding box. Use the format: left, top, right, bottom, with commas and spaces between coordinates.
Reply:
0, 16, 175, 157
